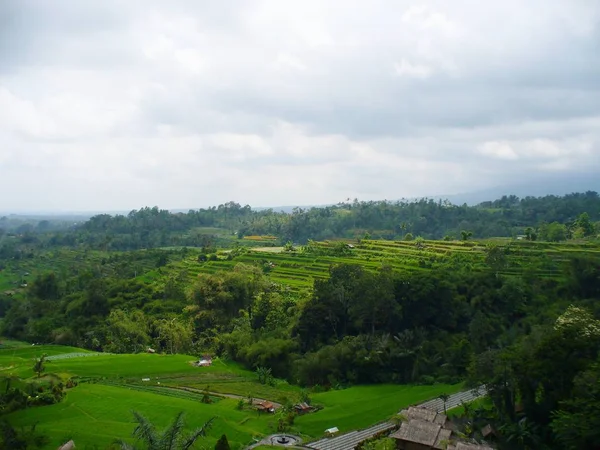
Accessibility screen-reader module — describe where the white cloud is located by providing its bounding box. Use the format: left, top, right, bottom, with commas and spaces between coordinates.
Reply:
394, 59, 433, 78
479, 142, 519, 160
0, 0, 599, 211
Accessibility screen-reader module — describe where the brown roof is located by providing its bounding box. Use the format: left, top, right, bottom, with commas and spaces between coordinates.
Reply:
391, 419, 444, 448
400, 406, 447, 425
258, 401, 274, 409
434, 428, 452, 449
455, 443, 494, 450
481, 424, 494, 437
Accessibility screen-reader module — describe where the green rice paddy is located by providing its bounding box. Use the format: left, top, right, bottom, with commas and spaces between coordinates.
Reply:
1, 345, 463, 449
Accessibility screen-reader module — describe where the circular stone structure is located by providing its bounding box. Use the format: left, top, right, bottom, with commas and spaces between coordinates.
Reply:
269, 434, 301, 446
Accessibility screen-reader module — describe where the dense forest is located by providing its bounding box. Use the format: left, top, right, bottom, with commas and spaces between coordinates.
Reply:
0, 192, 599, 448
2, 192, 599, 253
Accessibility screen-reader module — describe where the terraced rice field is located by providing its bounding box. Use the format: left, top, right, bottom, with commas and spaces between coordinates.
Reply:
161, 238, 600, 291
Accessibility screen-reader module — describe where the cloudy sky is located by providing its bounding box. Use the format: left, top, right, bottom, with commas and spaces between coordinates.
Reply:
1, 0, 599, 211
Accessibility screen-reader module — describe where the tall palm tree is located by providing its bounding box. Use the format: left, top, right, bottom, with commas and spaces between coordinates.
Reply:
438, 393, 451, 415
117, 411, 214, 450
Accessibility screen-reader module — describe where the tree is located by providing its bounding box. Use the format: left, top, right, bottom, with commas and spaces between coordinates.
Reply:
155, 318, 193, 354
214, 434, 231, 450
116, 411, 214, 450
551, 359, 600, 449
485, 244, 508, 276
256, 366, 273, 385
573, 212, 595, 238
33, 354, 47, 378
438, 393, 451, 414
201, 385, 212, 404
105, 309, 150, 354
404, 233, 414, 241
539, 222, 567, 242
460, 230, 473, 241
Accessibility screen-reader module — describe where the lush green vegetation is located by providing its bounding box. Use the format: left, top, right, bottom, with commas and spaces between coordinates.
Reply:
0, 192, 599, 449
7, 383, 268, 449
0, 345, 458, 449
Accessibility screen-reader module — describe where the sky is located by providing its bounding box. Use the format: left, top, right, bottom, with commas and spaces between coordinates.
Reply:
1, 0, 599, 212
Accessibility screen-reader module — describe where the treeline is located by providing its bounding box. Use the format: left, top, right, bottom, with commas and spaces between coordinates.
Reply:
3, 255, 598, 385
3, 193, 599, 252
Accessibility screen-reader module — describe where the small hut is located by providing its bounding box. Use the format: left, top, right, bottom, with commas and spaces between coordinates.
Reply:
324, 427, 339, 436
294, 402, 313, 414
197, 354, 213, 367
256, 401, 275, 413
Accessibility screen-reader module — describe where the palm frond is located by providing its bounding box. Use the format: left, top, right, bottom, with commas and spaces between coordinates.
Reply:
161, 411, 186, 450
113, 439, 138, 450
131, 410, 159, 448
180, 417, 216, 450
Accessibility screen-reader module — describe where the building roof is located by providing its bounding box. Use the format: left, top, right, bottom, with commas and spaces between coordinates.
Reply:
258, 401, 274, 409
295, 402, 312, 410
400, 406, 447, 425
434, 428, 452, 449
391, 419, 444, 448
454, 443, 494, 450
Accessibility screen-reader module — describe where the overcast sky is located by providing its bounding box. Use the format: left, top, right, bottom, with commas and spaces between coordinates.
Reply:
1, 0, 599, 211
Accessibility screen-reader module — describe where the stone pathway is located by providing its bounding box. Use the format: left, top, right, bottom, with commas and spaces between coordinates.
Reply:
304, 422, 395, 450
418, 387, 486, 413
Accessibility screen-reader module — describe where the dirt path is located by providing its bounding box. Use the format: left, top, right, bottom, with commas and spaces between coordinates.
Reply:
170, 385, 283, 409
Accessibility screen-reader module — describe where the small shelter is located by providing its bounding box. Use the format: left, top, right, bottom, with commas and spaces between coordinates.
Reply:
256, 401, 275, 413
325, 427, 339, 436
197, 355, 213, 367
57, 440, 75, 450
294, 402, 313, 414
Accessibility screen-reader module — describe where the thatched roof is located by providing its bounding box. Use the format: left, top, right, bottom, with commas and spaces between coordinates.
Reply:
434, 428, 452, 449
400, 406, 447, 425
390, 419, 443, 447
454, 443, 494, 450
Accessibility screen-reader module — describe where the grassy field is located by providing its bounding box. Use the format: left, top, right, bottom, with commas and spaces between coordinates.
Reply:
7, 382, 274, 450
1, 345, 466, 449
446, 396, 493, 418
296, 383, 463, 438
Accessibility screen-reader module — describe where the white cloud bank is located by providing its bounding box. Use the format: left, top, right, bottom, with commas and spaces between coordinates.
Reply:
0, 0, 599, 211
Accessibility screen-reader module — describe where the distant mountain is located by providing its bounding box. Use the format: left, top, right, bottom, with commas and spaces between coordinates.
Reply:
255, 173, 600, 211
444, 172, 599, 206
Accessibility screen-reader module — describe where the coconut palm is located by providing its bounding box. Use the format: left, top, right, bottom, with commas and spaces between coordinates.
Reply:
438, 393, 451, 415
116, 411, 214, 450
